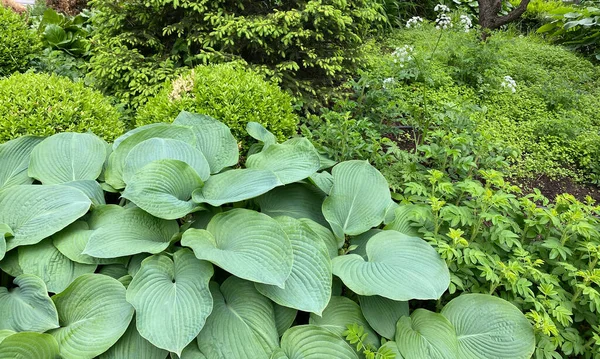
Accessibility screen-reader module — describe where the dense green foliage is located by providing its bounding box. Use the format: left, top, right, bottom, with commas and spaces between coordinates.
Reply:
136, 63, 298, 146
0, 112, 535, 358
0, 6, 39, 76
87, 0, 387, 106
0, 73, 124, 142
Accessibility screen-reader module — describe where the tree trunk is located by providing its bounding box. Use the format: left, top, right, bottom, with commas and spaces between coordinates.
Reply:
1, 0, 26, 13
478, 0, 531, 30
45, 0, 87, 15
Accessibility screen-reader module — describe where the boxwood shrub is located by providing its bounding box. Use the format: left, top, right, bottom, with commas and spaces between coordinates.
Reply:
0, 73, 124, 142
136, 63, 298, 146
0, 6, 40, 76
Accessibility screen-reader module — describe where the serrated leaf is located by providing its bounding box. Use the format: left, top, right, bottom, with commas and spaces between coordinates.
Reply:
0, 274, 59, 332
332, 230, 449, 301
0, 185, 91, 250
182, 209, 293, 287
197, 277, 279, 359
49, 274, 134, 359
122, 159, 204, 220
28, 132, 107, 185
126, 249, 214, 356
322, 161, 391, 239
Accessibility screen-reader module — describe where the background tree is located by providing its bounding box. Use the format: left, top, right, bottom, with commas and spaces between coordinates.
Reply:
478, 0, 532, 29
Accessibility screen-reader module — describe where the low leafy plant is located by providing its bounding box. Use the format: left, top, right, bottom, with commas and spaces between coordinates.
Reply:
0, 111, 534, 358
136, 63, 298, 146
0, 72, 124, 143
0, 6, 40, 77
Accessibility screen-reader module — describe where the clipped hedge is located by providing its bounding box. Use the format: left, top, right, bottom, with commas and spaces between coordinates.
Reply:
136, 63, 298, 145
0, 73, 124, 142
0, 6, 40, 76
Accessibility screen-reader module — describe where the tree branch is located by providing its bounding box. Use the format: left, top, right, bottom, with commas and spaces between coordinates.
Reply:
493, 0, 531, 28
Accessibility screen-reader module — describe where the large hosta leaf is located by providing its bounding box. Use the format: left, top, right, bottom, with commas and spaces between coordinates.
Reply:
359, 295, 409, 339
182, 209, 293, 287
197, 277, 279, 359
273, 325, 359, 359
17, 239, 96, 293
395, 309, 458, 359
246, 122, 277, 149
246, 143, 320, 184
177, 341, 207, 359
99, 319, 169, 359
123, 137, 210, 183
0, 136, 43, 189
332, 230, 450, 301
0, 332, 59, 359
256, 183, 328, 227
192, 169, 282, 206
440, 294, 535, 359
0, 224, 10, 261
255, 216, 331, 315
52, 221, 126, 265
59, 180, 106, 207
28, 132, 107, 185
274, 304, 297, 338
322, 161, 391, 239
83, 206, 179, 258
126, 249, 214, 356
174, 112, 239, 173
105, 124, 195, 189
49, 274, 134, 359
309, 296, 379, 349
0, 185, 91, 250
0, 274, 59, 332
123, 160, 204, 220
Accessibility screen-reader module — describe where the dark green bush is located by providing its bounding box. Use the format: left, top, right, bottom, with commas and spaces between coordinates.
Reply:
0, 72, 124, 142
136, 63, 298, 145
0, 6, 40, 76
87, 0, 387, 107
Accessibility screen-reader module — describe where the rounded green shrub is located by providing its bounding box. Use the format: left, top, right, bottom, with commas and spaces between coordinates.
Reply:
0, 73, 124, 142
0, 6, 40, 76
136, 63, 298, 144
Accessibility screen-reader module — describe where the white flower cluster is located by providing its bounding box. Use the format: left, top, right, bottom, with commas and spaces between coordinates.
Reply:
434, 4, 451, 12
501, 75, 517, 93
391, 45, 414, 68
406, 16, 424, 28
459, 15, 472, 32
383, 77, 396, 90
435, 13, 453, 29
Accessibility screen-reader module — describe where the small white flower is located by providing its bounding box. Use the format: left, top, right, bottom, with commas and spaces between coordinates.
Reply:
391, 45, 415, 67
501, 75, 517, 93
383, 77, 396, 89
406, 16, 424, 28
435, 13, 453, 30
434, 4, 451, 13
459, 14, 472, 32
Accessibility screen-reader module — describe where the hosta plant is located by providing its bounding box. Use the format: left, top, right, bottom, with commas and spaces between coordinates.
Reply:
0, 111, 535, 358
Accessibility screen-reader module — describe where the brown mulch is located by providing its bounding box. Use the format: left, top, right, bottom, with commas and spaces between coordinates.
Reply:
517, 174, 600, 203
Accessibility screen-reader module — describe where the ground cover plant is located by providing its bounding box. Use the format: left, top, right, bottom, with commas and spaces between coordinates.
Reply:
0, 112, 535, 358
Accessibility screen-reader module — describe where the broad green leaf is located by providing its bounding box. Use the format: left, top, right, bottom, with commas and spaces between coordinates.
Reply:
198, 277, 279, 359
182, 209, 293, 287
0, 250, 20, 277
122, 160, 204, 220
0, 332, 59, 359
126, 250, 214, 356
256, 183, 328, 227
52, 221, 126, 265
0, 274, 59, 332
379, 341, 404, 358
299, 219, 339, 258
384, 205, 421, 237
99, 264, 129, 280
127, 253, 151, 278
246, 143, 320, 184
28, 132, 107, 184
322, 161, 391, 239
176, 341, 207, 359
347, 229, 382, 259
274, 304, 297, 338
332, 230, 450, 301
123, 137, 210, 183
0, 330, 14, 343
58, 180, 106, 207
99, 319, 168, 359
246, 121, 277, 149
441, 294, 535, 359
395, 309, 458, 359
49, 274, 134, 359
174, 112, 239, 173
192, 169, 282, 207
255, 216, 332, 315
309, 296, 379, 349
105, 124, 195, 189
309, 172, 333, 195
83, 206, 179, 258
17, 239, 96, 293
275, 325, 359, 359
112, 123, 165, 151
0, 136, 43, 189
358, 295, 409, 339
0, 224, 10, 261
0, 185, 91, 250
